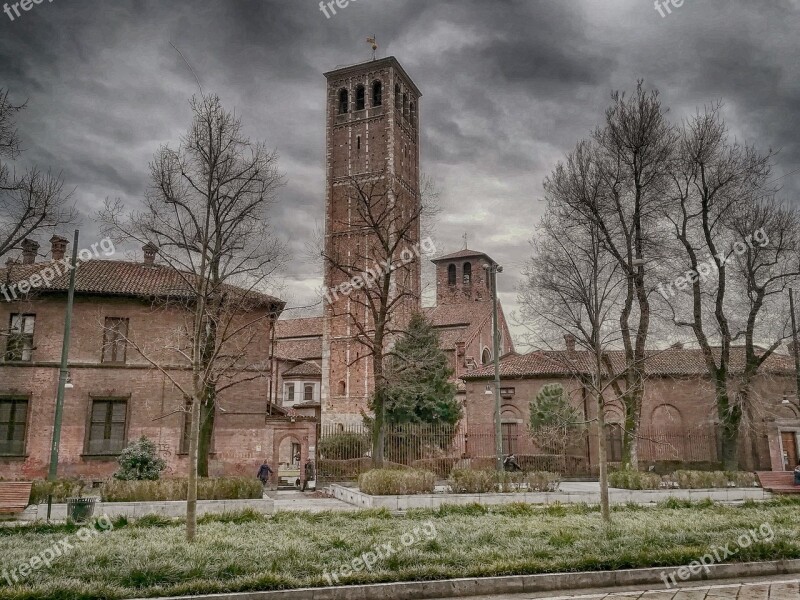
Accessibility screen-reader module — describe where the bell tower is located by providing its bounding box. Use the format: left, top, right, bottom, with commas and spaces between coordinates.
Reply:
320, 56, 422, 425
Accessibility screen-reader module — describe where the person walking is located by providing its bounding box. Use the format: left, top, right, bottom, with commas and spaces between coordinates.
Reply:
257, 459, 274, 494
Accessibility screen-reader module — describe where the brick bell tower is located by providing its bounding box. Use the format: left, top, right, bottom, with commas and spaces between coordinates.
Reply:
321, 56, 422, 426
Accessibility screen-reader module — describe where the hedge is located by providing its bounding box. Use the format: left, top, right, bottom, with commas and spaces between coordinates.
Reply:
358, 468, 436, 495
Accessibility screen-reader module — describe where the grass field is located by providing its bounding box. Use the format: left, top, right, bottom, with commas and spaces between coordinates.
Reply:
1, 499, 799, 600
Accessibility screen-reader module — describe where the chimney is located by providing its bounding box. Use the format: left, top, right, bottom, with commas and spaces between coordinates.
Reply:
564, 334, 576, 353
142, 242, 158, 266
50, 235, 69, 261
21, 239, 39, 265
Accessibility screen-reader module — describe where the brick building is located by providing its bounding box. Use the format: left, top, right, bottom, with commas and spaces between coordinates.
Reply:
462, 343, 800, 472
0, 238, 315, 480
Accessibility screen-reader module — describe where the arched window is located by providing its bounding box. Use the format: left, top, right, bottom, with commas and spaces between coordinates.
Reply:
447, 264, 456, 286
410, 101, 416, 127
394, 84, 401, 110
402, 93, 409, 120
338, 89, 349, 114
355, 85, 365, 111
372, 81, 382, 106
304, 384, 314, 402
463, 262, 472, 285
338, 380, 346, 396
482, 348, 491, 365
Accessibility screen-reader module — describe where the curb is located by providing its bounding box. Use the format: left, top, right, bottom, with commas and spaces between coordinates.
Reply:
130, 559, 800, 600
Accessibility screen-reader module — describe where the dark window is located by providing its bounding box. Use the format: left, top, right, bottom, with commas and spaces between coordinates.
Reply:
463, 262, 472, 285
500, 387, 515, 396
410, 101, 416, 127
304, 384, 314, 402
87, 399, 127, 455
447, 264, 456, 286
337, 380, 346, 396
394, 84, 401, 110
402, 93, 409, 120
482, 348, 491, 365
0, 398, 28, 455
285, 383, 295, 404
355, 85, 365, 110
338, 89, 349, 114
357, 135, 361, 150
5, 314, 34, 362
372, 81, 382, 106
102, 317, 129, 363
606, 424, 623, 462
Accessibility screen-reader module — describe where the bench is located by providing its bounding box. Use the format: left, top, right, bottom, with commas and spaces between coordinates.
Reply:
0, 481, 33, 514
756, 471, 800, 494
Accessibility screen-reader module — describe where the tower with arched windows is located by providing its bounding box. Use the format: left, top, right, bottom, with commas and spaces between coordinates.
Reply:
432, 249, 494, 304
321, 57, 423, 425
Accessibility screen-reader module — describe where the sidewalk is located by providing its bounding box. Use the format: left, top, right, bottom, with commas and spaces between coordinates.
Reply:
455, 575, 800, 599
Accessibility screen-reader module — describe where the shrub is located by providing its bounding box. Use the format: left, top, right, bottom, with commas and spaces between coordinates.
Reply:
30, 478, 89, 504
608, 470, 663, 490
114, 436, 166, 481
318, 432, 370, 460
450, 469, 562, 493
317, 458, 408, 480
670, 470, 758, 489
450, 469, 499, 493
358, 468, 435, 495
101, 477, 261, 502
411, 457, 457, 478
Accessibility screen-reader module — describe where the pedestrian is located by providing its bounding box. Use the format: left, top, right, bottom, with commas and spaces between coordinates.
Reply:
257, 459, 273, 493
794, 463, 800, 486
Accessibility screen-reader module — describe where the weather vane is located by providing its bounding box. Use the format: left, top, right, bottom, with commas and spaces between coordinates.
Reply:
366, 35, 378, 60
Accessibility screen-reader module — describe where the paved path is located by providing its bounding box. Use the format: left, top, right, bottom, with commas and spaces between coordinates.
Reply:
449, 576, 800, 599
270, 490, 358, 512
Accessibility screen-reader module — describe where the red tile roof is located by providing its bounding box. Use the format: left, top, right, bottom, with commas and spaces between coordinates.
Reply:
275, 316, 323, 338
424, 301, 495, 348
0, 260, 282, 308
283, 361, 322, 378
462, 347, 795, 379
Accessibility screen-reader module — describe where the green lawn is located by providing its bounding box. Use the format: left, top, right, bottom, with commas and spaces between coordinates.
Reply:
1, 499, 799, 600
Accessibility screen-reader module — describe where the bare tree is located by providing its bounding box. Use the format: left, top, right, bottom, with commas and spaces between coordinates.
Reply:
660, 104, 797, 469
0, 89, 76, 260
101, 94, 284, 541
519, 141, 627, 521
321, 173, 437, 466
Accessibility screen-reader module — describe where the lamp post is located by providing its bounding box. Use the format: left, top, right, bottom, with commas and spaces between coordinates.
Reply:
790, 289, 800, 405
48, 229, 79, 481
484, 262, 504, 471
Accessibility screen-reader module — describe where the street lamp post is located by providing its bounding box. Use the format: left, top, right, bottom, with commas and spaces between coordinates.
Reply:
48, 229, 79, 481
484, 262, 504, 471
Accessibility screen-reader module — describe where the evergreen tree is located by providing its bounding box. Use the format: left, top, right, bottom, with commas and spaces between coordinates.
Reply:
384, 313, 461, 425
529, 383, 582, 454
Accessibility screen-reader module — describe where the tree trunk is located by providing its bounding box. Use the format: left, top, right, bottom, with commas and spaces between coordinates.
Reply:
715, 379, 741, 471
597, 392, 610, 523
372, 385, 386, 467
185, 394, 201, 542
621, 388, 640, 471
197, 392, 215, 477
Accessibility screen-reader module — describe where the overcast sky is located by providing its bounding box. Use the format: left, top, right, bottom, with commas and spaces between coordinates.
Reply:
2, 0, 799, 348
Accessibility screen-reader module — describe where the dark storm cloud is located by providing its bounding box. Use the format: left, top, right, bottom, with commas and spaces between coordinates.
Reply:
1, 0, 798, 342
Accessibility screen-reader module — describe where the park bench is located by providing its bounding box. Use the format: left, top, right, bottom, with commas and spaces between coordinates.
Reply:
0, 481, 33, 515
756, 471, 800, 494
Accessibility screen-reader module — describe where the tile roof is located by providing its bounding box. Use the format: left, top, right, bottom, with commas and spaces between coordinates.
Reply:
462, 347, 795, 379
275, 316, 323, 339
283, 361, 322, 378
431, 248, 495, 263
274, 338, 322, 361
0, 260, 282, 308
424, 301, 494, 348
